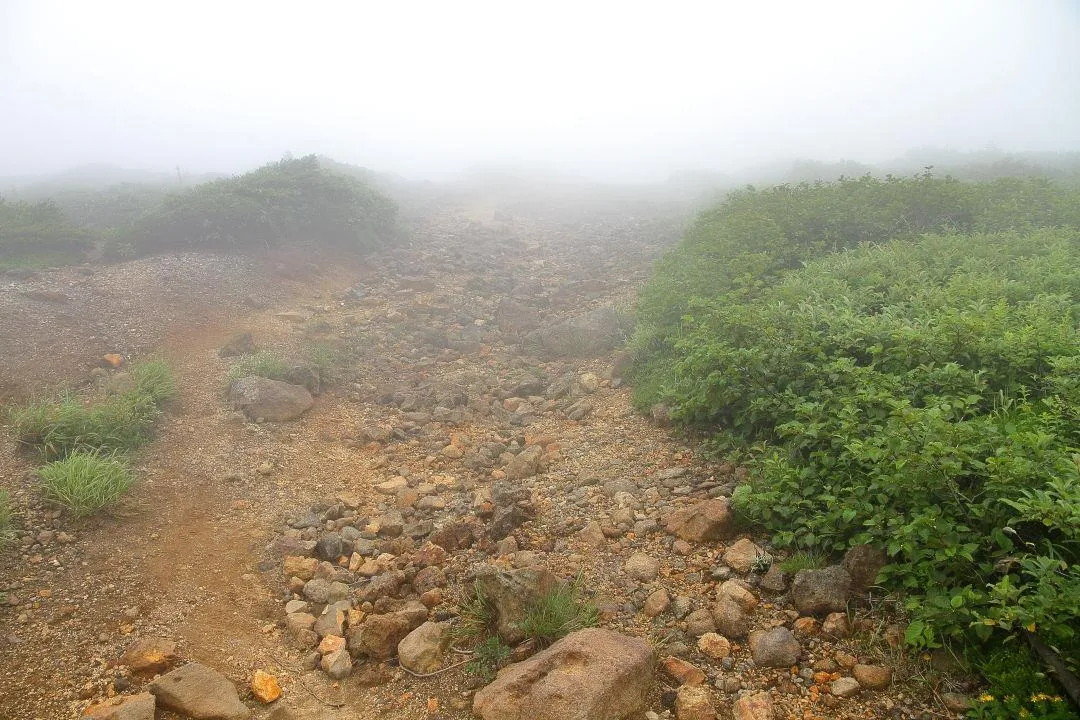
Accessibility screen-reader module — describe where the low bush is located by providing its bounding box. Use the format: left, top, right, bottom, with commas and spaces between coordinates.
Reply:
36, 451, 134, 516
0, 197, 92, 267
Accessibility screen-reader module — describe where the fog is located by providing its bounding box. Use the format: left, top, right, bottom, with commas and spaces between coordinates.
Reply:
2, 0, 1078, 181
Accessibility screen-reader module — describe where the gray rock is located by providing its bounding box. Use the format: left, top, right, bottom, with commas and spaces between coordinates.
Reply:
473, 628, 653, 720
471, 564, 559, 644
397, 621, 449, 674
148, 662, 250, 720
314, 533, 344, 561
504, 445, 544, 481
749, 627, 801, 668
227, 376, 313, 422
791, 566, 853, 616
320, 647, 353, 679
712, 599, 750, 639
842, 544, 886, 591
684, 608, 717, 638
313, 600, 351, 638
524, 305, 626, 358
830, 676, 861, 698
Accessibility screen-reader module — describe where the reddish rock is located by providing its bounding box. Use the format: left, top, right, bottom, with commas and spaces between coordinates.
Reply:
664, 499, 735, 542
83, 693, 155, 720
663, 656, 706, 686
733, 692, 775, 720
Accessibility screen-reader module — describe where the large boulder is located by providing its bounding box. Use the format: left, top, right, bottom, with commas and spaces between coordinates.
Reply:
228, 376, 313, 422
471, 564, 559, 644
473, 628, 653, 720
148, 663, 250, 720
664, 499, 736, 542
791, 565, 853, 616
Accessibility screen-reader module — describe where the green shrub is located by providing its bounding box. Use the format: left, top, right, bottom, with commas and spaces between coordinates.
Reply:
0, 490, 14, 546
465, 636, 511, 681
125, 155, 398, 254
37, 451, 134, 516
225, 351, 290, 383
0, 198, 92, 266
968, 646, 1078, 719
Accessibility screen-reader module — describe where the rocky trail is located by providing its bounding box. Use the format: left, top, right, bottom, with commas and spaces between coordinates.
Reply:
0, 193, 974, 720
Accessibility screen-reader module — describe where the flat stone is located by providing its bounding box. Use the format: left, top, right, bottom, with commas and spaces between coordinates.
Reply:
852, 664, 891, 689
83, 693, 155, 720
148, 662, 250, 720
733, 692, 774, 720
118, 637, 177, 676
830, 676, 861, 698
320, 648, 353, 679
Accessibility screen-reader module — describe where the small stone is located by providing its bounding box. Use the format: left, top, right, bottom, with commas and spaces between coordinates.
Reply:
664, 499, 735, 542
749, 627, 801, 668
759, 565, 787, 592
696, 633, 731, 660
662, 656, 706, 686
834, 651, 857, 670
852, 664, 891, 689
685, 608, 717, 638
578, 521, 607, 548
397, 621, 449, 674
822, 612, 851, 638
830, 676, 860, 698
675, 685, 716, 720
941, 693, 972, 712
118, 637, 178, 676
722, 538, 767, 574
792, 617, 820, 639
643, 588, 671, 618
791, 565, 852, 616
250, 670, 281, 703
716, 579, 757, 613
712, 598, 750, 639
317, 635, 346, 655
284, 599, 309, 615
624, 553, 661, 582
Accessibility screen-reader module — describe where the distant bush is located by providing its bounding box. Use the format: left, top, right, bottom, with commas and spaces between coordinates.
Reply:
37, 450, 133, 516
0, 198, 92, 267
126, 155, 398, 254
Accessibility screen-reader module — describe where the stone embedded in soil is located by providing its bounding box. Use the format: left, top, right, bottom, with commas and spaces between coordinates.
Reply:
282, 555, 318, 581
941, 693, 972, 712
118, 636, 178, 676
578, 521, 607, 548
664, 499, 735, 542
83, 693, 155, 720
643, 588, 671, 617
722, 538, 767, 574
228, 376, 313, 422
503, 445, 544, 480
697, 633, 731, 660
397, 621, 449, 674
758, 565, 787, 592
830, 676, 861, 698
852, 664, 892, 689
249, 670, 281, 704
471, 564, 559, 644
790, 565, 853, 616
624, 553, 661, 582
472, 628, 653, 720
749, 627, 801, 668
711, 598, 750, 639
663, 656, 706, 686
732, 693, 774, 720
675, 685, 716, 720
320, 647, 354, 679
148, 662, 250, 720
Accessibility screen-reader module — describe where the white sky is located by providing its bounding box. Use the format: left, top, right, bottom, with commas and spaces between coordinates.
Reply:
1, 0, 1078, 179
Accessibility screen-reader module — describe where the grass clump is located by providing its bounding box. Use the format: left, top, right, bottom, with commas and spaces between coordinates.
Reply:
36, 451, 133, 516
10, 393, 158, 459
778, 551, 828, 575
128, 359, 177, 404
0, 490, 15, 547
225, 351, 290, 383
518, 578, 600, 647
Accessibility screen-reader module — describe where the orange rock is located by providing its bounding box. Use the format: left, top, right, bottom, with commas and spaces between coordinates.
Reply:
101, 353, 124, 368
118, 636, 177, 676
662, 656, 706, 686
251, 669, 281, 703
426, 697, 439, 713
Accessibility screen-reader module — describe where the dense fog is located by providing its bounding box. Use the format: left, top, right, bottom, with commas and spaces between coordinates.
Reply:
2, 0, 1078, 181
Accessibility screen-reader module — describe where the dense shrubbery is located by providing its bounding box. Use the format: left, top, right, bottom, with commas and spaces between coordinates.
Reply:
633, 174, 1080, 705
125, 155, 398, 254
0, 198, 92, 267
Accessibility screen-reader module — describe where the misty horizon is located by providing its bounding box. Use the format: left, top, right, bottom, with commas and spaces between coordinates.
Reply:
2, 0, 1079, 182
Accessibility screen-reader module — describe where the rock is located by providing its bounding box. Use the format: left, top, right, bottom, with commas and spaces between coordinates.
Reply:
472, 628, 653, 720
249, 670, 281, 703
397, 621, 449, 674
749, 628, 801, 668
790, 566, 852, 616
118, 637, 177, 676
696, 633, 731, 660
148, 662, 250, 720
314, 533, 344, 561
303, 578, 349, 604
472, 564, 559, 644
675, 685, 716, 720
711, 599, 750, 639
643, 588, 671, 618
758, 566, 787, 592
284, 599, 309, 615
716, 580, 757, 613
348, 613, 411, 660
579, 373, 600, 393
722, 539, 767, 574
664, 499, 735, 542
318, 635, 346, 655
320, 648, 354, 679
578, 521, 607, 548
821, 612, 851, 638
282, 555, 318, 580
218, 332, 257, 357
83, 693, 155, 720
852, 664, 891, 689
504, 445, 544, 481
228, 376, 314, 422
684, 609, 717, 637
624, 553, 661, 582
792, 617, 820, 639
941, 693, 971, 712
842, 545, 886, 591
830, 677, 860, 698
663, 656, 706, 686
313, 600, 351, 638
376, 476, 409, 495
732, 692, 774, 720
355, 571, 405, 603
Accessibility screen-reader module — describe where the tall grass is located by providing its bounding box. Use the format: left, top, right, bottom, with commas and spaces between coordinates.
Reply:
225, 351, 290, 383
37, 451, 133, 516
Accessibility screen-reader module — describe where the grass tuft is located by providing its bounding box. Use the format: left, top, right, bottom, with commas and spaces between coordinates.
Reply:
9, 394, 158, 459
518, 576, 600, 647
129, 359, 177, 405
778, 550, 829, 575
452, 582, 498, 644
37, 450, 134, 516
225, 351, 290, 383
